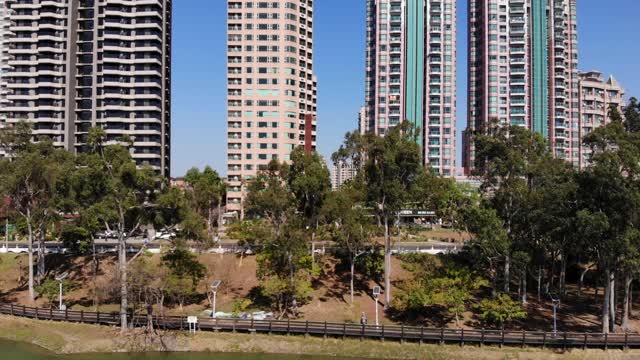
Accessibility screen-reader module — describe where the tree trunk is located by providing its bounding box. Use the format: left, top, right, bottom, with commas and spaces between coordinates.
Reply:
92, 236, 99, 310
119, 227, 128, 333
36, 226, 45, 283
610, 273, 616, 331
350, 257, 355, 305
602, 269, 612, 334
504, 253, 511, 293
578, 266, 591, 297
383, 215, 391, 309
622, 273, 632, 331
26, 214, 34, 302
522, 267, 527, 305
537, 267, 542, 302
559, 253, 567, 298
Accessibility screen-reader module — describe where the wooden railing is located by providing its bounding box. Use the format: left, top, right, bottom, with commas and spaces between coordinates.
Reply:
0, 303, 636, 350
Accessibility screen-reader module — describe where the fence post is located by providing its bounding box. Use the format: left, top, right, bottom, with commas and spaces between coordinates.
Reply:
269, 320, 273, 335
287, 318, 291, 336
381, 325, 385, 342
96, 311, 100, 324
180, 316, 183, 330
480, 328, 485, 347
605, 333, 608, 350
10, 304, 13, 316
49, 307, 52, 320
233, 318, 237, 333
22, 305, 26, 317
420, 326, 424, 345
500, 329, 505, 348
542, 332, 546, 349
583, 333, 587, 350
521, 330, 526, 348
80, 310, 84, 323
361, 324, 365, 342
215, 317, 219, 333
401, 324, 405, 343
343, 323, 346, 340
35, 307, 38, 320
563, 332, 567, 351
305, 321, 309, 338
625, 332, 629, 351
323, 321, 327, 339
440, 327, 444, 345
65, 307, 68, 321
460, 328, 464, 347
250, 317, 254, 331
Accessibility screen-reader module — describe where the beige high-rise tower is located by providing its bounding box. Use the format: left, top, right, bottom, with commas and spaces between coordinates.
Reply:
0, 0, 172, 176
226, 0, 318, 215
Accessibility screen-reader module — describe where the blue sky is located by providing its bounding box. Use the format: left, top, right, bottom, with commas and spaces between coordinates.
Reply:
171, 0, 640, 177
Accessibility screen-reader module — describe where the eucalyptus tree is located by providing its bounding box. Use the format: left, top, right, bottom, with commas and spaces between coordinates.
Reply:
334, 123, 422, 308
0, 122, 72, 301
321, 183, 373, 304
184, 166, 226, 237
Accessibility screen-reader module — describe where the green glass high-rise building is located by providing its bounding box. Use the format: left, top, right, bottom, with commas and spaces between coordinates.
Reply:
365, 0, 458, 177
464, 0, 579, 173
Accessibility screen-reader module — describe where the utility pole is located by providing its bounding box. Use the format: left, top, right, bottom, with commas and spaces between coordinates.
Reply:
4, 218, 8, 251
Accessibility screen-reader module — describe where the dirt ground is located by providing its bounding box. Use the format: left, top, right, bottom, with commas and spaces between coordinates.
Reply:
1, 252, 640, 333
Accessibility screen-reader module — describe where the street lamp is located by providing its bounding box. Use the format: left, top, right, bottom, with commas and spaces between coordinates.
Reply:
55, 272, 69, 310
549, 293, 560, 336
211, 280, 221, 318
373, 286, 381, 327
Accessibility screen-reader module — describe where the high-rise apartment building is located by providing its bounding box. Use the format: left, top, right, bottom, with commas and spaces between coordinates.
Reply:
365, 0, 457, 176
331, 160, 358, 190
575, 70, 625, 167
464, 0, 579, 173
226, 0, 318, 215
0, 0, 172, 175
0, 0, 11, 158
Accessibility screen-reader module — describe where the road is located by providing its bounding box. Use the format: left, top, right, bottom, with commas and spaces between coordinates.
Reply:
0, 240, 462, 255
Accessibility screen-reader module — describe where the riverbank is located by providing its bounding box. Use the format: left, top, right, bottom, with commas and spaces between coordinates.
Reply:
0, 315, 639, 359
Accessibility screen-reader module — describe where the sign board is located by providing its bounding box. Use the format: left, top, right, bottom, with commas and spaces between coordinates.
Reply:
187, 316, 198, 324
373, 286, 381, 297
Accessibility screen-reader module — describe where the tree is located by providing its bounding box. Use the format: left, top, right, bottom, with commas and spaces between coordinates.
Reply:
0, 122, 72, 301
394, 256, 487, 327
184, 166, 226, 238
36, 277, 76, 308
82, 128, 161, 332
288, 147, 331, 262
245, 159, 313, 317
473, 124, 547, 293
161, 244, 206, 311
321, 183, 373, 304
623, 97, 640, 133
578, 119, 640, 333
334, 123, 422, 308
477, 293, 527, 330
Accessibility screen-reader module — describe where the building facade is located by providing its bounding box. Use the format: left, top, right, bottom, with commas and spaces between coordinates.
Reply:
0, 0, 11, 157
0, 0, 172, 175
464, 0, 579, 173
331, 160, 358, 190
226, 0, 318, 215
365, 0, 457, 177
576, 70, 625, 167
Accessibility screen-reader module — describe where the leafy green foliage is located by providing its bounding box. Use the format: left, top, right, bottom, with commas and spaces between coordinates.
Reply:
476, 293, 526, 329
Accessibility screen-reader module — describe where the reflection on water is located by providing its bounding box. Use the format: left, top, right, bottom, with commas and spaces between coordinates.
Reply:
0, 339, 357, 360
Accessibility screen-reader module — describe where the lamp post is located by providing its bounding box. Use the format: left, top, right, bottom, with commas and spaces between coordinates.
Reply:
549, 293, 560, 336
373, 286, 381, 327
211, 280, 221, 318
55, 272, 69, 310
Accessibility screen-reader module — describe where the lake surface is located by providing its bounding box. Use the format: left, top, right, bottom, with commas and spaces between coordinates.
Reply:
0, 339, 358, 360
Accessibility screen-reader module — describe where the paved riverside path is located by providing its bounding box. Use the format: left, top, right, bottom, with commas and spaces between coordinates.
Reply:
0, 303, 637, 350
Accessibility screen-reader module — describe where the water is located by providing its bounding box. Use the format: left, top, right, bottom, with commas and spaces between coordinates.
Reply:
0, 339, 354, 360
